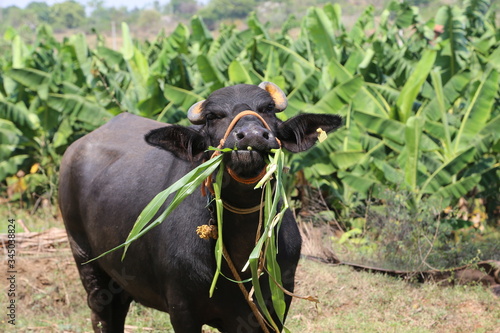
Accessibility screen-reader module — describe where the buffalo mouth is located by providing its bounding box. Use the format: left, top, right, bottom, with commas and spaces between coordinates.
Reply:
223, 149, 268, 180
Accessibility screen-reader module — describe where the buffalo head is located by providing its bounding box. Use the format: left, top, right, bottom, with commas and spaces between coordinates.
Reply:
145, 82, 342, 179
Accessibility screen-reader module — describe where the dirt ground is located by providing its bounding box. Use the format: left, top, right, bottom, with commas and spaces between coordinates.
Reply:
1, 228, 499, 332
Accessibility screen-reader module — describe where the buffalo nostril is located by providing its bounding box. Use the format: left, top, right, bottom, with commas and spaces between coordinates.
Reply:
236, 132, 245, 140
263, 131, 270, 140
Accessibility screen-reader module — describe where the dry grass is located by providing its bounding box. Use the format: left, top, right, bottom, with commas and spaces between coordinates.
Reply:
289, 260, 499, 333
0, 204, 498, 332
1, 240, 498, 332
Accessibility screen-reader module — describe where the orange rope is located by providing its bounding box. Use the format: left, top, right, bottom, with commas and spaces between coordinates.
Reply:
210, 110, 275, 158
226, 166, 267, 185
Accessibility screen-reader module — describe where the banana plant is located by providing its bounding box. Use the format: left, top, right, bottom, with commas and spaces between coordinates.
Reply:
0, 1, 498, 222
288, 0, 499, 214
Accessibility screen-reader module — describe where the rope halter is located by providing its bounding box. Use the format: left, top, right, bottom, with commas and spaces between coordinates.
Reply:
202, 110, 281, 195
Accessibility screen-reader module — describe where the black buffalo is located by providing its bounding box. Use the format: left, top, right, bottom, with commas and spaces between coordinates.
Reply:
59, 82, 342, 332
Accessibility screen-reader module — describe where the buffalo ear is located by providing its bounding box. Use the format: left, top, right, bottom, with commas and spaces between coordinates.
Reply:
145, 125, 208, 161
277, 114, 342, 153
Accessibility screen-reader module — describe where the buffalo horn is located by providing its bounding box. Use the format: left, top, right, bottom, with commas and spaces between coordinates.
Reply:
187, 100, 206, 124
258, 81, 288, 112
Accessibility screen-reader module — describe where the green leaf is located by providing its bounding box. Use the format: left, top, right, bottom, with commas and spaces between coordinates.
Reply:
428, 70, 453, 158
366, 83, 400, 110
398, 4, 419, 28
396, 50, 436, 122
168, 23, 190, 54
328, 60, 390, 116
350, 6, 375, 44
330, 151, 366, 170
0, 154, 28, 181
323, 3, 343, 31
0, 99, 39, 130
373, 159, 404, 185
354, 110, 405, 145
119, 23, 149, 101
260, 39, 317, 72
209, 163, 225, 297
121, 22, 134, 60
306, 7, 337, 61
263, 46, 281, 83
339, 172, 377, 193
454, 69, 498, 152
419, 146, 476, 197
52, 118, 73, 148
197, 54, 225, 91
480, 114, 500, 141
429, 174, 481, 208
423, 71, 470, 121
127, 49, 149, 101
12, 35, 23, 69
488, 47, 500, 72
247, 12, 270, 39
307, 76, 363, 114
247, 149, 288, 330
228, 60, 253, 84
190, 15, 213, 46
96, 46, 125, 67
68, 33, 91, 78
404, 116, 425, 191
211, 29, 252, 73
435, 6, 469, 76
6, 68, 50, 100
163, 85, 204, 111
47, 94, 112, 127
0, 119, 22, 160
266, 229, 286, 324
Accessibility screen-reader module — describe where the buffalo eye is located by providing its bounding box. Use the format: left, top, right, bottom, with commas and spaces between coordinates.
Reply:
264, 102, 275, 113
206, 112, 223, 121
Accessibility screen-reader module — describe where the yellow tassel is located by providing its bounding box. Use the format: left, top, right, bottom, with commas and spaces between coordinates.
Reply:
196, 225, 218, 239
316, 127, 328, 143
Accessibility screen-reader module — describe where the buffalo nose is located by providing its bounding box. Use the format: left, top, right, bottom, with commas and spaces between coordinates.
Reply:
235, 128, 270, 140
233, 126, 278, 150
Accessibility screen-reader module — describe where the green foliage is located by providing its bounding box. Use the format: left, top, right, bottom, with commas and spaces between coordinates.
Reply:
137, 10, 162, 29
51, 1, 87, 30
26, 2, 52, 24
288, 1, 500, 227
199, 0, 257, 27
332, 188, 500, 270
0, 1, 498, 235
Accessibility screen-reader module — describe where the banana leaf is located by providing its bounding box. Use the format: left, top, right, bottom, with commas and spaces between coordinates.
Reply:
396, 50, 436, 123
454, 68, 498, 153
404, 116, 426, 191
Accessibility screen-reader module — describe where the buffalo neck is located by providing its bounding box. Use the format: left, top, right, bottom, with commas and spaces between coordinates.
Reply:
217, 172, 267, 275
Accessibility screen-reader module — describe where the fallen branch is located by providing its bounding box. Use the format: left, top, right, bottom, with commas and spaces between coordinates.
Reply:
302, 254, 500, 297
0, 227, 69, 252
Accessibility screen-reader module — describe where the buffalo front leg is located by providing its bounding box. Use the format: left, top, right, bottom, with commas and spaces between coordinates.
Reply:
169, 310, 204, 333
167, 288, 204, 333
